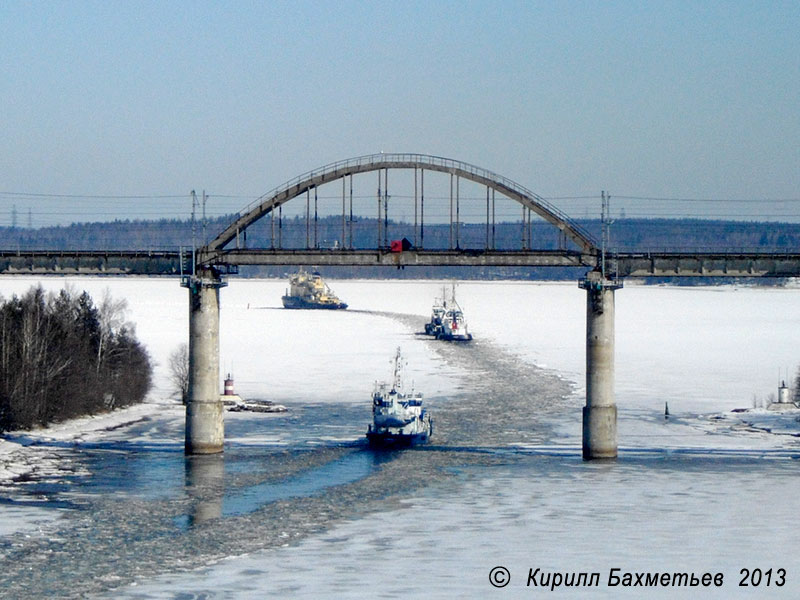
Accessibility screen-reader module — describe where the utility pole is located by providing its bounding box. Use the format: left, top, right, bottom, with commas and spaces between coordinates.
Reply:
190, 190, 197, 277
202, 190, 207, 246
601, 191, 613, 280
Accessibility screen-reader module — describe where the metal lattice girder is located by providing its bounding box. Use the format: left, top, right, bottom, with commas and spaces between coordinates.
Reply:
206, 153, 597, 254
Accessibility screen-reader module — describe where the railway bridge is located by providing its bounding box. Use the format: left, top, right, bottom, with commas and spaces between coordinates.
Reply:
4, 153, 800, 460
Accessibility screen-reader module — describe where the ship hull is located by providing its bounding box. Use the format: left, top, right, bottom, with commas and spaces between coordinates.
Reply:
438, 332, 473, 342
366, 429, 429, 448
281, 296, 348, 310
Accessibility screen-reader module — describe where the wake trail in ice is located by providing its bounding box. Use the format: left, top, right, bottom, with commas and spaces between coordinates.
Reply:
360, 309, 578, 447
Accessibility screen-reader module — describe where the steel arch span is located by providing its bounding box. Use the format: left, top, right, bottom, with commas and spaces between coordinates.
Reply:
206, 153, 598, 254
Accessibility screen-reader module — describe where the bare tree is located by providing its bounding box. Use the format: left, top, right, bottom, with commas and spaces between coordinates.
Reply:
97, 288, 130, 372
168, 343, 189, 404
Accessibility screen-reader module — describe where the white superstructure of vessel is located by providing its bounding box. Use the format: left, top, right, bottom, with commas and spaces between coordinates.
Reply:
366, 348, 432, 447
281, 270, 347, 309
423, 285, 472, 341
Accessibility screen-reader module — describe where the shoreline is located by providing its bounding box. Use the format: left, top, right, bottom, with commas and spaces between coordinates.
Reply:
0, 399, 180, 484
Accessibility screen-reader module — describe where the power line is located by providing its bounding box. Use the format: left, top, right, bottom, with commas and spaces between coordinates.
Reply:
3, 189, 797, 203
0, 191, 189, 200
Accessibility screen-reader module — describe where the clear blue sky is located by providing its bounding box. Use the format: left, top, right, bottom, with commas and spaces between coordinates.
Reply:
1, 0, 798, 225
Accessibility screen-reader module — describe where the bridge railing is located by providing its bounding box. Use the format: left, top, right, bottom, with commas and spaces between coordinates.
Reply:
236, 153, 596, 247
609, 246, 800, 256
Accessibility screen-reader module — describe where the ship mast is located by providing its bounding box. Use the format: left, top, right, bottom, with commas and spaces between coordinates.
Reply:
392, 347, 404, 392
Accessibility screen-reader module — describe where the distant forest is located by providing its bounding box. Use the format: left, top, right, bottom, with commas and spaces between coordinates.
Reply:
1, 215, 799, 281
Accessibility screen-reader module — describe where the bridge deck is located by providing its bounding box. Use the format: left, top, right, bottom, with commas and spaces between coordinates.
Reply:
202, 248, 595, 269
0, 250, 183, 275
614, 252, 800, 278
1, 249, 799, 277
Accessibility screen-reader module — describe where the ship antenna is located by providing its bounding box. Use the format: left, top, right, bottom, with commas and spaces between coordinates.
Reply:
392, 346, 403, 391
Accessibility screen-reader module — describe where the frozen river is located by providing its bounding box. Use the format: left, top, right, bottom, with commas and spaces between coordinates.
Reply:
0, 277, 799, 599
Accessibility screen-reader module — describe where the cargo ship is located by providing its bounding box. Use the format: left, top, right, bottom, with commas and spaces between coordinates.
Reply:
281, 270, 348, 309
366, 348, 432, 447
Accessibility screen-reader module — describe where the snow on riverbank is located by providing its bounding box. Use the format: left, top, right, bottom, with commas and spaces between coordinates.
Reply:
0, 399, 183, 537
0, 400, 182, 484
710, 406, 800, 440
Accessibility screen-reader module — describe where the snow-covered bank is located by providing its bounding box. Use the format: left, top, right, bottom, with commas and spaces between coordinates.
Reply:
0, 400, 182, 484
0, 399, 183, 537
710, 406, 800, 439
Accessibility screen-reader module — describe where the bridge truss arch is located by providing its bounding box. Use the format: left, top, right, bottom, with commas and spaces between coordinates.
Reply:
205, 153, 598, 256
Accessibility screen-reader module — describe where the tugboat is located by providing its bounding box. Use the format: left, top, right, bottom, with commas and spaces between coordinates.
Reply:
424, 292, 446, 337
423, 285, 472, 341
281, 270, 348, 309
366, 348, 432, 447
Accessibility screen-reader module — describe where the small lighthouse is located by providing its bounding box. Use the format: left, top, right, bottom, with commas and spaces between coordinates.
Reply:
224, 373, 236, 396
767, 380, 797, 412
220, 373, 243, 406
777, 380, 791, 404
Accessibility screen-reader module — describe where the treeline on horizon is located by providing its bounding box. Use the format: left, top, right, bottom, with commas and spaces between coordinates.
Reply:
0, 215, 798, 281
0, 286, 152, 432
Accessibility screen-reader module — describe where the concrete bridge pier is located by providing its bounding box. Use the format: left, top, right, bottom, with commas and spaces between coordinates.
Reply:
183, 268, 227, 455
579, 272, 622, 460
